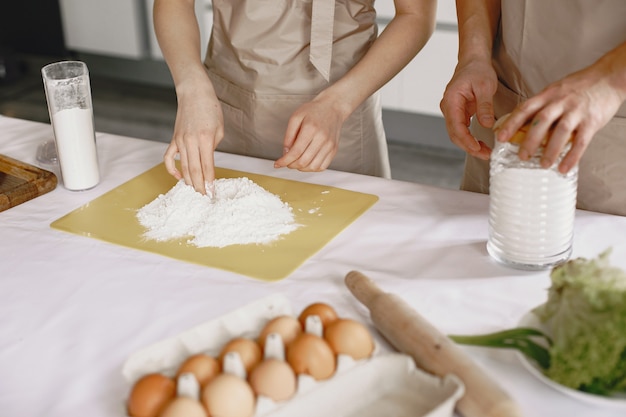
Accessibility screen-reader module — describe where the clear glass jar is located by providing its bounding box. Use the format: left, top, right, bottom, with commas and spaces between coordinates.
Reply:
42, 61, 100, 191
487, 140, 578, 270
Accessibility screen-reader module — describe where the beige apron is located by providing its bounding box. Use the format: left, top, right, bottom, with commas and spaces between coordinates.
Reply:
462, 0, 626, 216
204, 0, 391, 178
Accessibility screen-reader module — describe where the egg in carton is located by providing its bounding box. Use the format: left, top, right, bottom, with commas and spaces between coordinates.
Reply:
122, 294, 464, 417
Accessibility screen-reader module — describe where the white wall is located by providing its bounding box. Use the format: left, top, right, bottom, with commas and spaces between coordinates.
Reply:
58, 0, 147, 59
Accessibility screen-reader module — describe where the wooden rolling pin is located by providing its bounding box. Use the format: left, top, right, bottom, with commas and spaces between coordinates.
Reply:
345, 270, 523, 417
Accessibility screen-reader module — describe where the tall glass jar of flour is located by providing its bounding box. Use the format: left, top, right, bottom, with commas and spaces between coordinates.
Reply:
42, 61, 100, 191
487, 122, 578, 270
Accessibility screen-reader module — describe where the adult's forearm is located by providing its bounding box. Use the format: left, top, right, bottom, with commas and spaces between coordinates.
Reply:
599, 41, 626, 102
320, 0, 437, 119
153, 0, 208, 92
455, 0, 500, 64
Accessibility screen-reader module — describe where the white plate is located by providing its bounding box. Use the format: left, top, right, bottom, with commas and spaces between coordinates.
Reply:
518, 310, 626, 408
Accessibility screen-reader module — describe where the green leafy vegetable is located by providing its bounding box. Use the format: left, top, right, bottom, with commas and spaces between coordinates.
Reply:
450, 249, 626, 396
533, 248, 626, 395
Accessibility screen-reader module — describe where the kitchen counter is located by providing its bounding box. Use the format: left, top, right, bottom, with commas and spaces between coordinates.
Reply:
1, 114, 625, 417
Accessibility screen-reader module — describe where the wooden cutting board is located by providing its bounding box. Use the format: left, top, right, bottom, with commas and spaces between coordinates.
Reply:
0, 154, 58, 212
51, 163, 378, 281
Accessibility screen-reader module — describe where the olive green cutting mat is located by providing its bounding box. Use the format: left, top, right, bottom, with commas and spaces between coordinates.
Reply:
51, 163, 378, 281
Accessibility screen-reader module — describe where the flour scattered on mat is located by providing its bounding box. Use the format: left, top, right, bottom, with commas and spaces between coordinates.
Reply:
136, 178, 300, 248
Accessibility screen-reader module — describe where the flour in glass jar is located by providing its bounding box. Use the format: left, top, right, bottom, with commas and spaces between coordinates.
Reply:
136, 178, 300, 248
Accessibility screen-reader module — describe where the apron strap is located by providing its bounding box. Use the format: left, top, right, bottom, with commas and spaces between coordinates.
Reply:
310, 0, 335, 81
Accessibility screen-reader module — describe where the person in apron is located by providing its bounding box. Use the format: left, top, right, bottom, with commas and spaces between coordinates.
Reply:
440, 0, 626, 216
154, 0, 437, 194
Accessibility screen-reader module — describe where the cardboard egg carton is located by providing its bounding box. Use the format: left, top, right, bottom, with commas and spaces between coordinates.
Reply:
122, 294, 464, 417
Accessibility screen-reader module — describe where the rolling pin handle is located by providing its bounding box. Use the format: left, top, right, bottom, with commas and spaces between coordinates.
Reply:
345, 270, 385, 307
344, 270, 525, 417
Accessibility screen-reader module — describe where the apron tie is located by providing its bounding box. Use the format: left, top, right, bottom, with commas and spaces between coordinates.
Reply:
310, 0, 335, 81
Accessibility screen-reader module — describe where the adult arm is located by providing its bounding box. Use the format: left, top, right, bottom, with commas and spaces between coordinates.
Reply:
274, 0, 437, 172
439, 0, 501, 161
154, 0, 222, 194
495, 41, 626, 173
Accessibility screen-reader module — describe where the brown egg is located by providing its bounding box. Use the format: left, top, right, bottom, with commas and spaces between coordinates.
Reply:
248, 359, 297, 402
159, 397, 207, 417
286, 333, 336, 380
202, 373, 256, 417
176, 353, 221, 387
219, 338, 263, 374
127, 373, 176, 417
298, 302, 339, 330
258, 315, 302, 350
324, 318, 375, 360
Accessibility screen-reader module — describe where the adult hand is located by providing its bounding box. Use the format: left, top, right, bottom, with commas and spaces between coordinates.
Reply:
495, 61, 626, 174
164, 81, 224, 195
440, 59, 498, 160
274, 96, 345, 172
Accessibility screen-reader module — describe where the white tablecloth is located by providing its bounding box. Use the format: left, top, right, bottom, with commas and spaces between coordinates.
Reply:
1, 115, 625, 417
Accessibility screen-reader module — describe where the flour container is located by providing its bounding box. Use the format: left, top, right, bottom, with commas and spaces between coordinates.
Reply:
42, 61, 100, 191
487, 123, 578, 270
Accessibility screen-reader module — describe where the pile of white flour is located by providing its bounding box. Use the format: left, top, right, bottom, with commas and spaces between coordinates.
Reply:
136, 178, 299, 248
